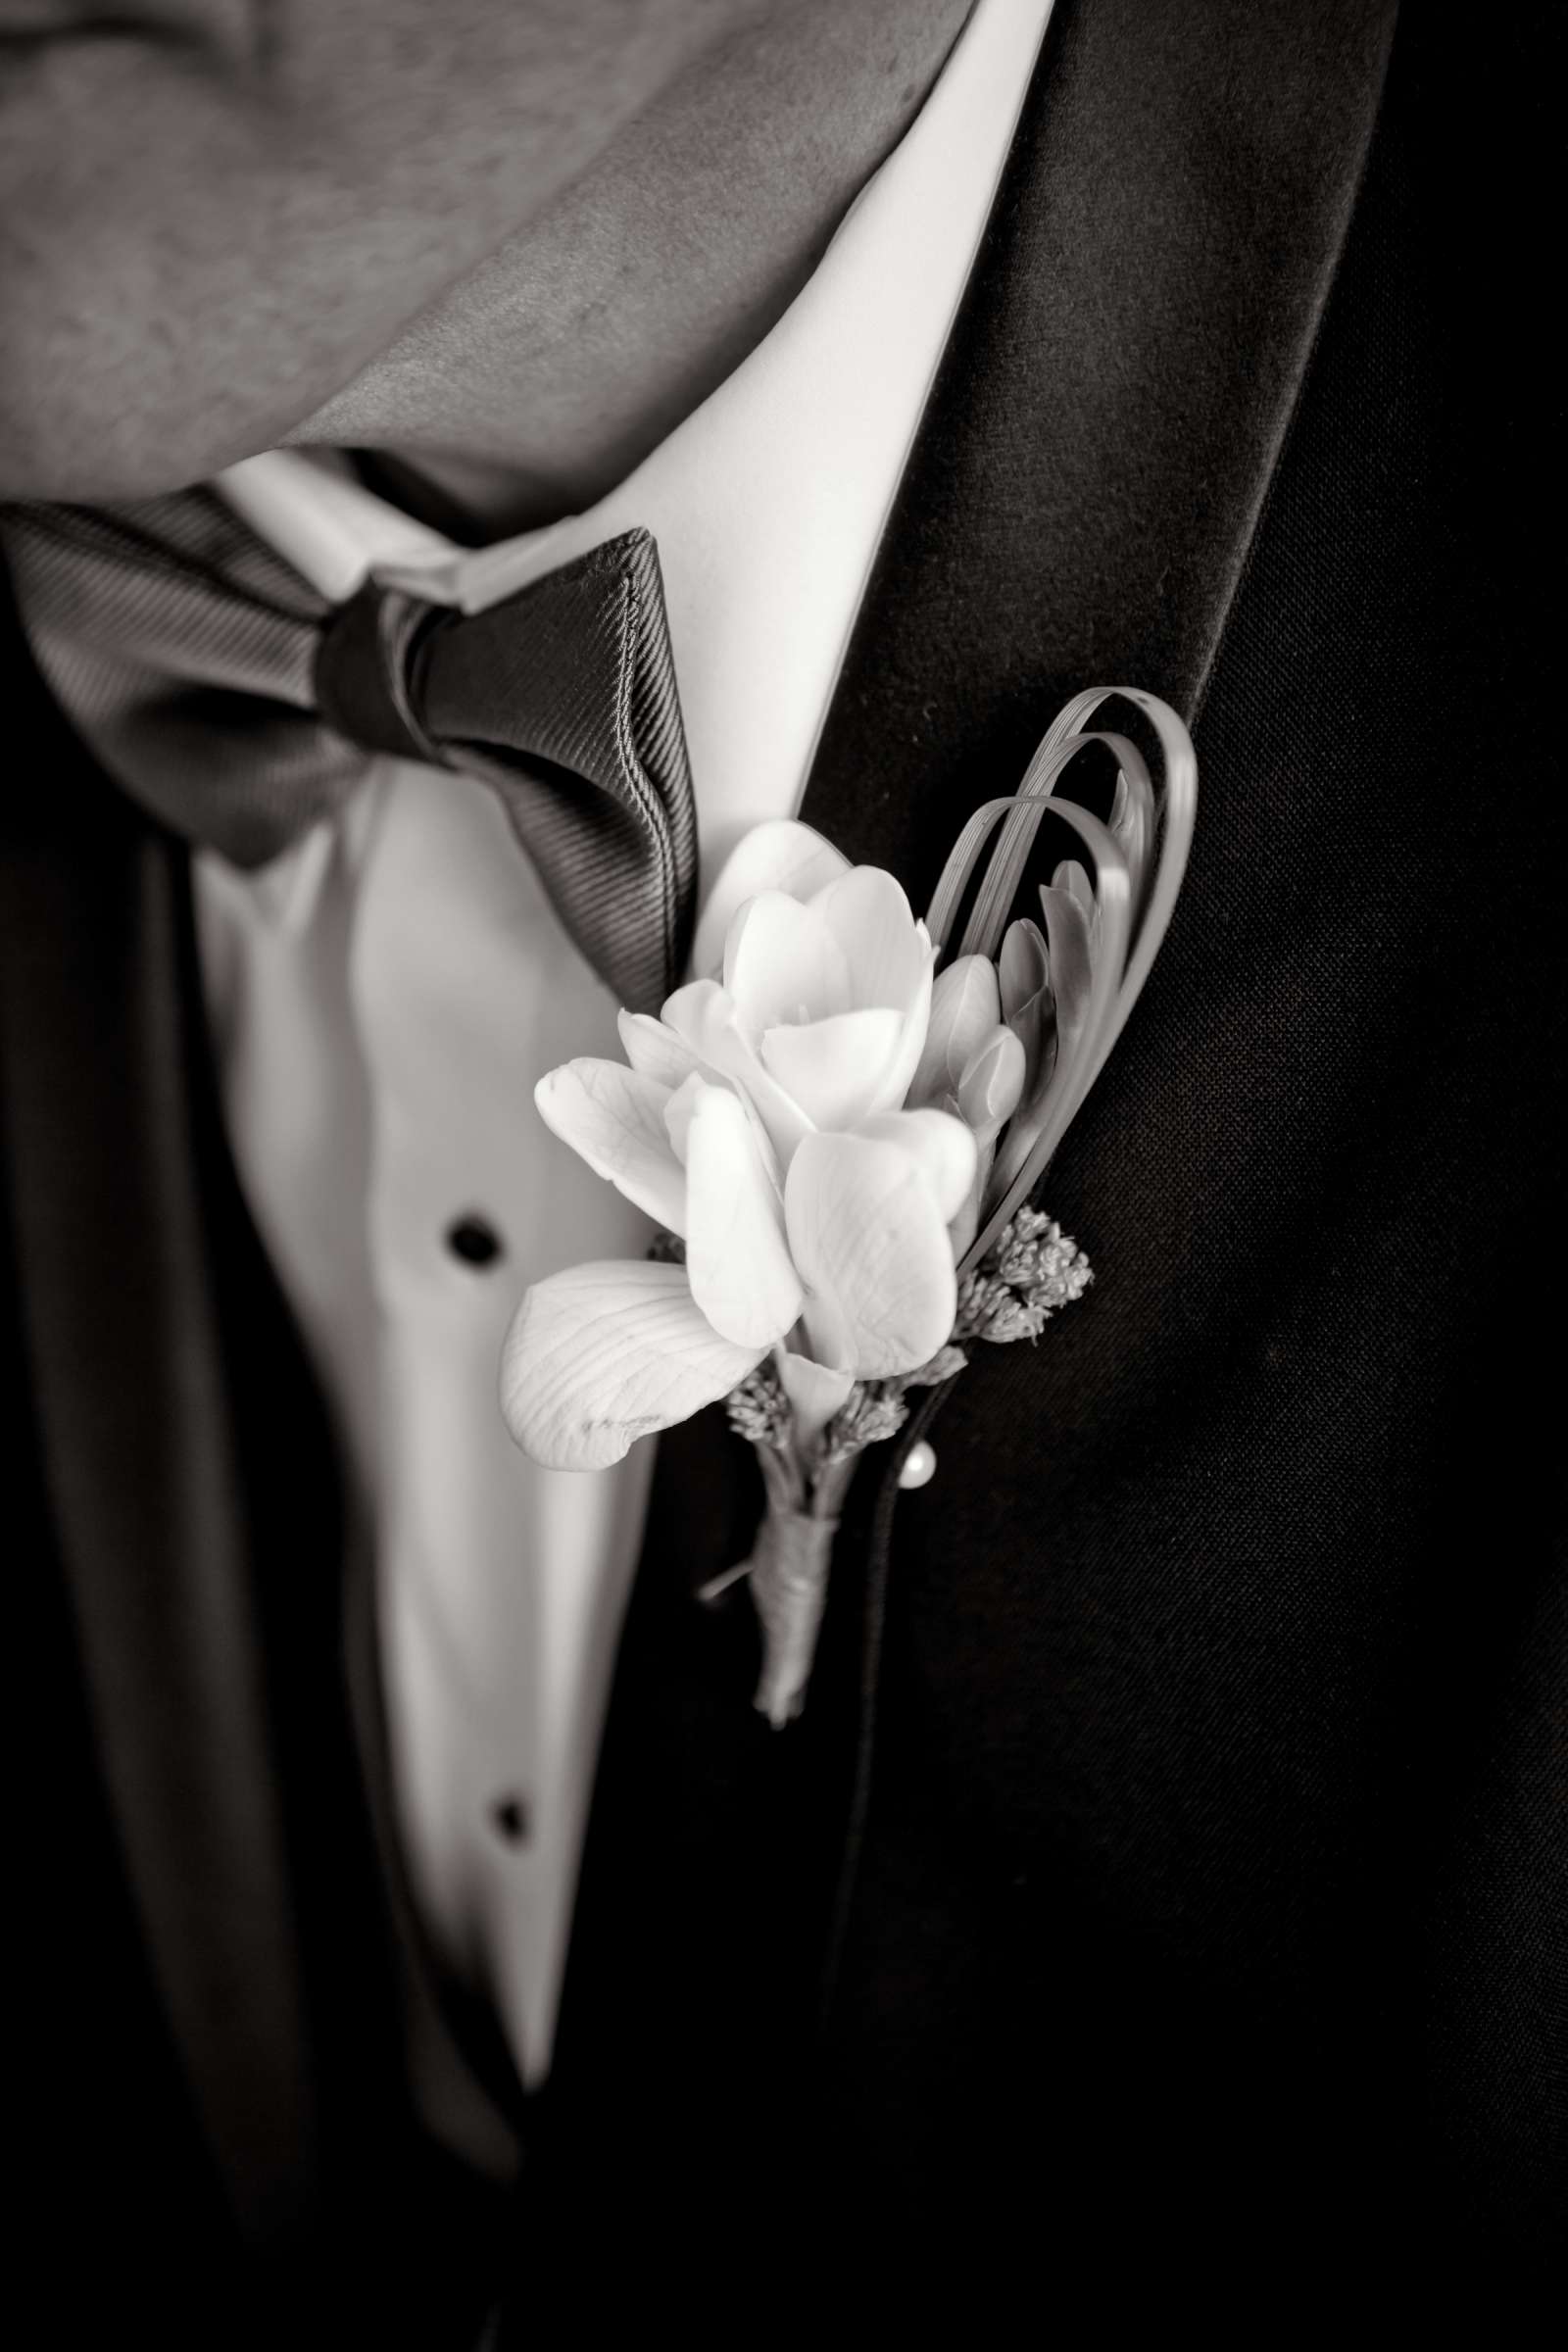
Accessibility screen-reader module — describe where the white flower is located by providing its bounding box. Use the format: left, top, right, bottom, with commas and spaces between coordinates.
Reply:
502, 820, 979, 1469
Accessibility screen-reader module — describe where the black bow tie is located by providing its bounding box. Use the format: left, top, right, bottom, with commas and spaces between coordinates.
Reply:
0, 488, 698, 1014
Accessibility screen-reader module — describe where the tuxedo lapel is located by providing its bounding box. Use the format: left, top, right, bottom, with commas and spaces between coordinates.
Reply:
801, 0, 1398, 885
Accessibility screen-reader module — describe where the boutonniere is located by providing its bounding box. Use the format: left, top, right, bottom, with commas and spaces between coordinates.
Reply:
502, 689, 1196, 1723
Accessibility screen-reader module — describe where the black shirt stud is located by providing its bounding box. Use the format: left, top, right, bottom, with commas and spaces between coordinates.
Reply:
446, 1213, 504, 1268
489, 1793, 530, 1846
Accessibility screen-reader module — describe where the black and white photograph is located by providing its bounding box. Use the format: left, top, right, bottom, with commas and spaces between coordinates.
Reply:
2, 1, 1561, 2337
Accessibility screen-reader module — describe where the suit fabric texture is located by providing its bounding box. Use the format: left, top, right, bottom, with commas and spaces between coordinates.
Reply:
3, 1, 1562, 2336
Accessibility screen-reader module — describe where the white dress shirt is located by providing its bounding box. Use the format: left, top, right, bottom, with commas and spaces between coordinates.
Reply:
194, 0, 1053, 2135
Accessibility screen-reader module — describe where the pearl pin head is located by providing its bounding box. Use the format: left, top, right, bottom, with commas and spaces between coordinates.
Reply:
898, 1440, 938, 1491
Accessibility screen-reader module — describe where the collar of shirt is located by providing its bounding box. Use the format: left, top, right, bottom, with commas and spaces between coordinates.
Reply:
218, 0, 1054, 905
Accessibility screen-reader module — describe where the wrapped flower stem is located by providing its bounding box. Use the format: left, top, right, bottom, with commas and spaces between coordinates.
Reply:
742, 1445, 856, 1728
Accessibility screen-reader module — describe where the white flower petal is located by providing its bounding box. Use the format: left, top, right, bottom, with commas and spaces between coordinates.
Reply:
535, 1059, 686, 1234
864, 946, 935, 1115
948, 1154, 986, 1264
500, 1259, 763, 1470
661, 1069, 705, 1167
661, 978, 731, 1057
724, 891, 851, 1031
693, 819, 852, 976
778, 1350, 856, 1448
856, 1108, 978, 1225
908, 955, 1001, 1109
785, 1131, 958, 1380
663, 979, 815, 1166
811, 866, 924, 1010
760, 1007, 905, 1133
617, 1009, 701, 1090
683, 1083, 804, 1348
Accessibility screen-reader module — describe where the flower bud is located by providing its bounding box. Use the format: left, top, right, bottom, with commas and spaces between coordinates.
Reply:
999, 917, 1054, 1100
907, 954, 1000, 1110
956, 1024, 1027, 1146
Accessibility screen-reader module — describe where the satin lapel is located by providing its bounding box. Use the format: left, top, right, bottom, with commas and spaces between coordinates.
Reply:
801, 0, 1398, 886
799, 0, 1399, 1967
0, 596, 324, 2236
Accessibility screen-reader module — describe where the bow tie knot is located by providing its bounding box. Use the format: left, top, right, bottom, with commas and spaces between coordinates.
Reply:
1, 492, 698, 1014
313, 574, 448, 769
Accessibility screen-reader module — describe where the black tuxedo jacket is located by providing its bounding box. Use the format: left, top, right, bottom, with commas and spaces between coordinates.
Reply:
5, 2, 1562, 2338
